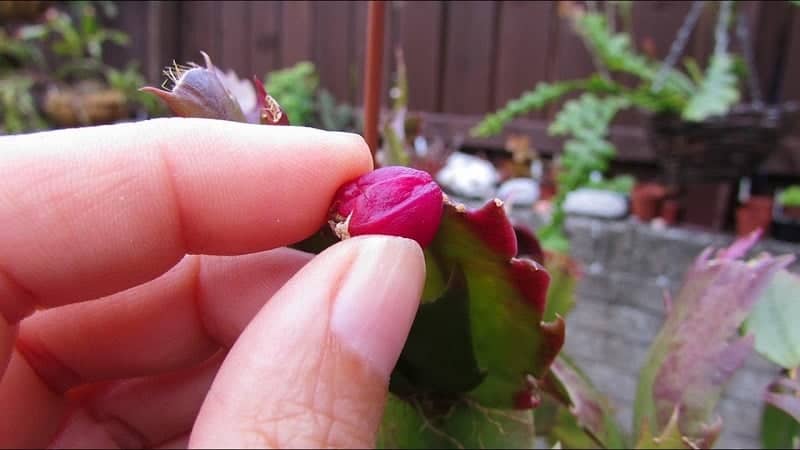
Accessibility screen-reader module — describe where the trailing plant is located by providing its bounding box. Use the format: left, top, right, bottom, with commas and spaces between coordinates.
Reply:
143, 52, 800, 449
586, 174, 636, 195
472, 1, 747, 252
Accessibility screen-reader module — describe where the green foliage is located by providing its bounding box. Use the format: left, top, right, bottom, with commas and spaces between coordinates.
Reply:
264, 61, 318, 126
538, 93, 630, 251
377, 394, 536, 448
0, 75, 48, 134
779, 185, 800, 207
263, 61, 357, 131
761, 400, 800, 449
472, 4, 744, 253
0, 28, 45, 70
0, 0, 158, 133
586, 174, 636, 194
43, 6, 130, 80
573, 12, 694, 98
681, 54, 740, 121
471, 76, 624, 138
315, 88, 356, 132
743, 270, 800, 369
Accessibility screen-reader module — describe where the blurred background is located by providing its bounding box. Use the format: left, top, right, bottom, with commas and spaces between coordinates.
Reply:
3, 1, 800, 448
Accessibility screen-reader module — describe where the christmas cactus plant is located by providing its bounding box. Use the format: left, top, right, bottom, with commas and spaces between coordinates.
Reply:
142, 53, 566, 447
143, 53, 800, 449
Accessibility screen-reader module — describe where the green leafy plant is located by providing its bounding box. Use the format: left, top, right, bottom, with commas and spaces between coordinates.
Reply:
0, 1, 159, 133
472, 1, 746, 252
263, 61, 318, 126
778, 186, 800, 207
262, 61, 358, 131
0, 75, 47, 134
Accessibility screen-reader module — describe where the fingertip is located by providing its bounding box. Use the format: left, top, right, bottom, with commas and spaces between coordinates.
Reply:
329, 236, 425, 379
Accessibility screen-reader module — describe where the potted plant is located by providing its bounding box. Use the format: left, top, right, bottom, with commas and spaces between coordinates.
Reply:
736, 194, 774, 237
0, 1, 160, 134
772, 185, 800, 242
472, 1, 799, 247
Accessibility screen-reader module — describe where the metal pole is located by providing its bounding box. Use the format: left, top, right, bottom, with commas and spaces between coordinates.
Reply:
363, 0, 386, 159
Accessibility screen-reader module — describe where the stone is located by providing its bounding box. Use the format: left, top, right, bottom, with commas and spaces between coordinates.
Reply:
436, 152, 499, 199
496, 177, 540, 207
563, 188, 629, 219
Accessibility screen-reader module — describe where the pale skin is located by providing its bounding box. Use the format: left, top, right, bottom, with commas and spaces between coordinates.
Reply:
0, 118, 426, 448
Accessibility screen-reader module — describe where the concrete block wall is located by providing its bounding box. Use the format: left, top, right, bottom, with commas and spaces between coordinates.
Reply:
556, 216, 800, 449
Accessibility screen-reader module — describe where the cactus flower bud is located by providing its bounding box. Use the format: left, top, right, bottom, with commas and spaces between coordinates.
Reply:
140, 52, 289, 125
329, 166, 445, 247
140, 52, 247, 122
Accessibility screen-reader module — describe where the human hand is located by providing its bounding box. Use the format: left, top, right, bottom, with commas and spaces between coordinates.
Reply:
0, 118, 426, 448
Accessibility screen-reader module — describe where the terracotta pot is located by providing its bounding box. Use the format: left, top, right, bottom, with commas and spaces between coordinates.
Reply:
631, 182, 667, 221
736, 196, 773, 237
660, 199, 680, 225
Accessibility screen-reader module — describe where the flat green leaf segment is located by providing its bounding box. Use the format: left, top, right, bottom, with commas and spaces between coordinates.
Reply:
377, 393, 536, 449
633, 232, 794, 448
379, 199, 565, 448
762, 372, 800, 450
405, 200, 563, 407
390, 268, 486, 395
743, 270, 800, 369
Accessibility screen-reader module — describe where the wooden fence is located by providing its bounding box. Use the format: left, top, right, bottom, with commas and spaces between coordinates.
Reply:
108, 1, 800, 174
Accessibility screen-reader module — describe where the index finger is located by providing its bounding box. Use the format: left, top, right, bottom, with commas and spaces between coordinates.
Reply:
0, 118, 372, 322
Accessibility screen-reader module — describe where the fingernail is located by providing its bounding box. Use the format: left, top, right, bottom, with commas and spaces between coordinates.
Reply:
330, 236, 425, 379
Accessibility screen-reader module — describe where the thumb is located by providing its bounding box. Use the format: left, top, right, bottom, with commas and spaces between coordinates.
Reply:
189, 236, 425, 449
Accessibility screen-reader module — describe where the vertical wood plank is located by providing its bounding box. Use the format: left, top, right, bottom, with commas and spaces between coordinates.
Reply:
753, 0, 794, 103
144, 1, 180, 83
249, 1, 281, 77
180, 1, 221, 63
441, 1, 497, 114
630, 1, 693, 60
493, 1, 555, 118
394, 1, 443, 112
351, 1, 368, 105
104, 1, 148, 70
778, 9, 800, 104
312, 1, 353, 101
281, 0, 313, 67
219, 1, 251, 75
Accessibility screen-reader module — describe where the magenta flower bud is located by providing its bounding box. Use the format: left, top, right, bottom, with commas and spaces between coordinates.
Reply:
329, 166, 445, 247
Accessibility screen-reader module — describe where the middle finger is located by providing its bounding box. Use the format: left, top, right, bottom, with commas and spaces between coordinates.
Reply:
15, 247, 312, 393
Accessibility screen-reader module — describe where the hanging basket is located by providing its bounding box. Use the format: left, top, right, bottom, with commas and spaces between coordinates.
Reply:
646, 102, 800, 184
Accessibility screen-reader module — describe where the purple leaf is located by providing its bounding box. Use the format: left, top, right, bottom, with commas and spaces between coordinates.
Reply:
634, 233, 794, 447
